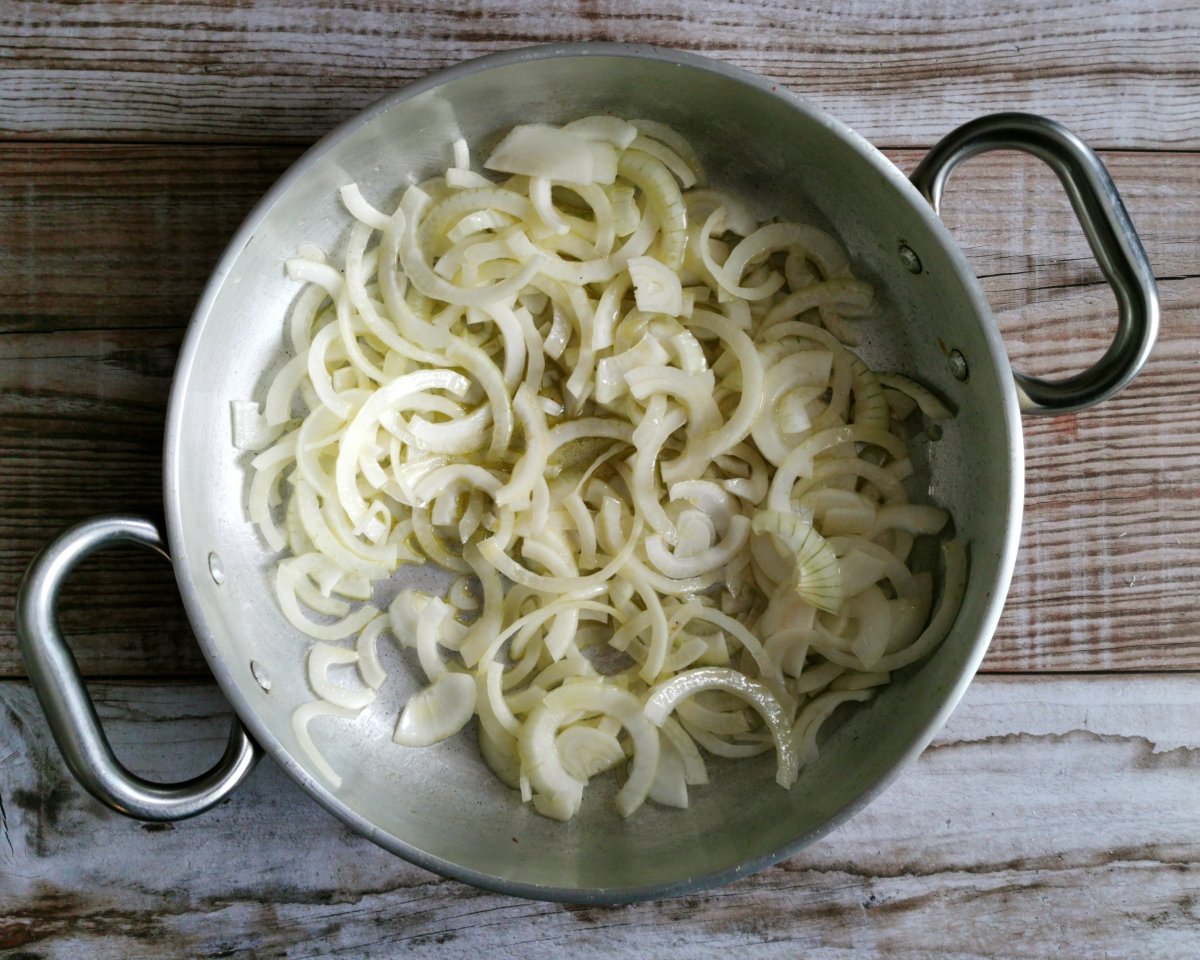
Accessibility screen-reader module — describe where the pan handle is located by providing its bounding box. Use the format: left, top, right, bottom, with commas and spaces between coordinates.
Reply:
15, 514, 261, 821
910, 112, 1159, 415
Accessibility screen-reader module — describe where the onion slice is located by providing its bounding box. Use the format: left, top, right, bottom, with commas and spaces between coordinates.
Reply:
394, 672, 477, 747
645, 667, 799, 788
520, 681, 660, 820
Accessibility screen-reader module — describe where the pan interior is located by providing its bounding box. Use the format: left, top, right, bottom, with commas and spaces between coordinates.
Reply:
166, 48, 1020, 899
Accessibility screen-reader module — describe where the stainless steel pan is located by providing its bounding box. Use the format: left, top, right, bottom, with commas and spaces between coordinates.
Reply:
16, 44, 1158, 903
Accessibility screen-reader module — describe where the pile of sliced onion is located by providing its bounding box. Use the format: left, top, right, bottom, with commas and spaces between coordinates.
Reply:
237, 116, 968, 821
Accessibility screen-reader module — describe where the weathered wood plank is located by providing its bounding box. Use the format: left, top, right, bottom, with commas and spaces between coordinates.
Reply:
2, 1, 1199, 149
1, 324, 211, 678
1, 676, 1197, 957
0, 145, 303, 679
0, 144, 303, 331
2, 145, 1195, 676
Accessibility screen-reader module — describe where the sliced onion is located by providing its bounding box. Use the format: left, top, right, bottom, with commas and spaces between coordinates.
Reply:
645, 514, 751, 580
752, 511, 843, 614
394, 672, 477, 747
355, 614, 391, 689
563, 115, 639, 148
292, 700, 361, 789
556, 725, 628, 782
648, 733, 690, 808
645, 667, 798, 788
520, 681, 660, 820
792, 688, 873, 763
878, 372, 954, 421
484, 124, 597, 184
251, 115, 965, 824
276, 554, 379, 641
628, 255, 685, 316
307, 642, 376, 710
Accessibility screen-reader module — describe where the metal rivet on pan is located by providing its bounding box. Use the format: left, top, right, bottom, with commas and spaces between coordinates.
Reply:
208, 551, 225, 584
251, 660, 272, 692
898, 242, 922, 274
926, 424, 944, 441
949, 350, 969, 381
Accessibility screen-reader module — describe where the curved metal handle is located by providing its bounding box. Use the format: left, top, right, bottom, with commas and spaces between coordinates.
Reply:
15, 514, 260, 821
910, 112, 1159, 415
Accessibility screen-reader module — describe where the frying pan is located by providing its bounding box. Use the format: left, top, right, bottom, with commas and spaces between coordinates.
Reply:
15, 43, 1158, 903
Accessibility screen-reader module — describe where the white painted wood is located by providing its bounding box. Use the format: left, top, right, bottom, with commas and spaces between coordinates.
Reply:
1, 677, 1197, 957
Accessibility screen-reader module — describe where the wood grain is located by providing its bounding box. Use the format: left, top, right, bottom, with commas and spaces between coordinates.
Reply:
0, 144, 303, 331
919, 148, 1200, 671
2, 1, 1199, 149
1, 145, 303, 679
2, 3, 1196, 954
1, 676, 1197, 958
2, 146, 1195, 676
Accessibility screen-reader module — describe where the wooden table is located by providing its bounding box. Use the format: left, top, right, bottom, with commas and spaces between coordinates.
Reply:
2, 3, 1198, 957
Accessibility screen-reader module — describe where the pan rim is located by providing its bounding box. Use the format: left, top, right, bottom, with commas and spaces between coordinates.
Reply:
163, 40, 1024, 904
